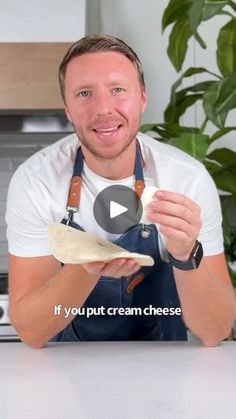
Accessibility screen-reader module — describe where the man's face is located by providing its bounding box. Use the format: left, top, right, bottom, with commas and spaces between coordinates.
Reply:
64, 51, 147, 160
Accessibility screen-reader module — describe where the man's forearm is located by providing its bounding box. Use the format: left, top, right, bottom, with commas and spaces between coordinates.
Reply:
9, 265, 100, 348
174, 261, 236, 346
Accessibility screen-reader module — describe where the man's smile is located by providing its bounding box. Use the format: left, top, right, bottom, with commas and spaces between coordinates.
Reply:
92, 124, 122, 138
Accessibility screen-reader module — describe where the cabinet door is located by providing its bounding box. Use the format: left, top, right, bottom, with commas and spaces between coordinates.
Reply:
0, 43, 71, 109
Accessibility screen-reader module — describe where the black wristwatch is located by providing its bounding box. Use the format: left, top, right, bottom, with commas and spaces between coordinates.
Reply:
168, 240, 203, 271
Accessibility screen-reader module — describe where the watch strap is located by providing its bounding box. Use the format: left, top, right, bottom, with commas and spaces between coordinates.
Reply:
168, 240, 203, 271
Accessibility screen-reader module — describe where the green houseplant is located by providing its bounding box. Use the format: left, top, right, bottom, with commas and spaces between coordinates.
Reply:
141, 0, 236, 285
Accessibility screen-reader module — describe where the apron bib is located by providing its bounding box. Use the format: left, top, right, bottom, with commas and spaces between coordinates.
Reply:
52, 142, 187, 341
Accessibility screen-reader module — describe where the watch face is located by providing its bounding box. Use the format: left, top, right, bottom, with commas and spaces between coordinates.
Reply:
192, 241, 203, 269
168, 241, 203, 271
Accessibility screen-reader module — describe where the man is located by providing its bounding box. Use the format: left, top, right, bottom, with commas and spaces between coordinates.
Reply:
6, 34, 236, 348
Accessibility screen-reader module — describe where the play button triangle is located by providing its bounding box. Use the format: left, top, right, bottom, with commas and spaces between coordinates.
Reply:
110, 201, 128, 219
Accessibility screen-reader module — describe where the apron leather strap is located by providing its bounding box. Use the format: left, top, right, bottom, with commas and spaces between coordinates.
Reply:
67, 176, 82, 211
66, 139, 145, 212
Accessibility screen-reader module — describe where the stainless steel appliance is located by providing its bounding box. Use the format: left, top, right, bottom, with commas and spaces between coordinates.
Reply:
0, 273, 19, 341
0, 111, 73, 342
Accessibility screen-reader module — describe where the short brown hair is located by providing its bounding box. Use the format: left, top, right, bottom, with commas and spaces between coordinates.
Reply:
59, 34, 145, 102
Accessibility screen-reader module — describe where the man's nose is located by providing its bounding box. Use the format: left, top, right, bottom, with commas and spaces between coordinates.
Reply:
94, 90, 113, 115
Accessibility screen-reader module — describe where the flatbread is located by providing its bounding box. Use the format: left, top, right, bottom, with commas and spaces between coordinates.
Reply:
140, 186, 159, 224
48, 223, 154, 266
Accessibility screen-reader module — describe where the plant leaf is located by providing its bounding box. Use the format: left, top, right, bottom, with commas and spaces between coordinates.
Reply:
206, 148, 236, 193
214, 75, 236, 116
188, 0, 207, 49
210, 168, 236, 194
204, 159, 221, 174
174, 80, 215, 102
207, 147, 236, 167
140, 123, 174, 138
165, 94, 203, 123
140, 123, 200, 139
170, 66, 220, 101
161, 124, 200, 136
202, 0, 228, 20
221, 195, 236, 266
217, 19, 236, 76
167, 132, 209, 161
140, 123, 176, 140
228, 0, 236, 12
166, 81, 214, 123
209, 126, 236, 143
139, 123, 160, 134
203, 81, 227, 128
167, 16, 193, 71
162, 0, 193, 31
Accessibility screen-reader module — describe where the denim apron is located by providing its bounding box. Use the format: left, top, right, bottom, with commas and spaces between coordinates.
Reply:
53, 142, 187, 341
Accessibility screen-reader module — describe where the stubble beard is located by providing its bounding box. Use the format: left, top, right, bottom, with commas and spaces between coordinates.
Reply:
75, 128, 138, 161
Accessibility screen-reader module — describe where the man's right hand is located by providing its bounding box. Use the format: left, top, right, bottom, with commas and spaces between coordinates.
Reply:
81, 258, 140, 278
8, 254, 140, 348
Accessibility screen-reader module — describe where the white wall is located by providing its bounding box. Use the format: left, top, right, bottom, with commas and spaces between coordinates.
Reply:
86, 0, 236, 151
0, 0, 86, 41
87, 0, 174, 125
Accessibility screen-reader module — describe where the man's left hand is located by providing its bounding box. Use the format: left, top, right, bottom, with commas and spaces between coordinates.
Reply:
147, 190, 202, 260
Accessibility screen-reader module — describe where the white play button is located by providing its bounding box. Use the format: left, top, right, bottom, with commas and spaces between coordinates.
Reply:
110, 201, 128, 219
93, 185, 143, 234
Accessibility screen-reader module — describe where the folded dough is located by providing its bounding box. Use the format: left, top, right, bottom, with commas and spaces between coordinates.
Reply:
48, 223, 154, 266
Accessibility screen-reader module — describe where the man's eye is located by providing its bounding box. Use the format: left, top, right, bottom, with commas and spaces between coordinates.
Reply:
113, 87, 125, 93
78, 91, 90, 97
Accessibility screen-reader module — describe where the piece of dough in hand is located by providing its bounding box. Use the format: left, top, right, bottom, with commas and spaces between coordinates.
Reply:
48, 223, 154, 266
140, 186, 159, 224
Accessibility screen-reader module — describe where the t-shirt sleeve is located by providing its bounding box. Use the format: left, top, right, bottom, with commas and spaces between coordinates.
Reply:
5, 167, 53, 257
6, 154, 224, 258
191, 169, 224, 256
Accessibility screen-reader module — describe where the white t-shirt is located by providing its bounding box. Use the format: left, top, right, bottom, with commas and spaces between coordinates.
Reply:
6, 132, 224, 259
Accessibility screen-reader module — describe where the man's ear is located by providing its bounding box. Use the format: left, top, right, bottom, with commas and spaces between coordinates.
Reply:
141, 87, 148, 114
65, 107, 72, 123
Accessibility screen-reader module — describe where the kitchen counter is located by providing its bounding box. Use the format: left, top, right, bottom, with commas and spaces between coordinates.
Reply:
0, 341, 235, 419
